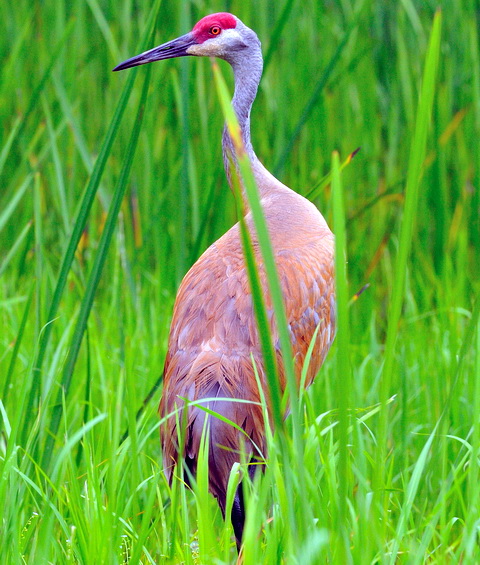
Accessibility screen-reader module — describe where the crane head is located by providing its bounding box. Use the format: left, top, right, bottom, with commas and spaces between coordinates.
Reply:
113, 13, 259, 71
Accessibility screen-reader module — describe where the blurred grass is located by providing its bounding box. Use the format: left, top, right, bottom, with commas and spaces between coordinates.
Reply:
0, 0, 479, 563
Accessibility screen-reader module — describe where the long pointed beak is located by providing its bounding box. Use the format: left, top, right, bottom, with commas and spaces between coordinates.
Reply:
113, 32, 197, 71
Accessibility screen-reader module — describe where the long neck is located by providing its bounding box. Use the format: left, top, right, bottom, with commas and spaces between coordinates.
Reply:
222, 48, 272, 203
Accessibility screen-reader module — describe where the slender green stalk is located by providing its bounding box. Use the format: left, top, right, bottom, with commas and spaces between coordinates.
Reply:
0, 221, 32, 278
273, 1, 366, 175
211, 61, 292, 431
2, 285, 34, 403
0, 174, 33, 234
374, 9, 442, 500
263, 0, 297, 72
41, 65, 152, 470
0, 20, 75, 179
331, 151, 351, 561
23, 0, 163, 446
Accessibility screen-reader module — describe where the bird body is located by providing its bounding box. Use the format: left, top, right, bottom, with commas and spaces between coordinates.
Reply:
161, 184, 334, 508
114, 12, 335, 547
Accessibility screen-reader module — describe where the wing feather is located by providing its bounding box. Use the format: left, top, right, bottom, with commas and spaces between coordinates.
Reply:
160, 207, 335, 510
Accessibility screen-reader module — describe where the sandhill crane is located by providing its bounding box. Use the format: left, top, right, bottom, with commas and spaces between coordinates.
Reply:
114, 12, 335, 549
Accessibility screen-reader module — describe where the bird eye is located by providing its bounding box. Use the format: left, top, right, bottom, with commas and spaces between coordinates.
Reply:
209, 25, 221, 36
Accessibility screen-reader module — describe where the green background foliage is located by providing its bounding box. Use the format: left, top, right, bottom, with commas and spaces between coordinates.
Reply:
0, 0, 479, 562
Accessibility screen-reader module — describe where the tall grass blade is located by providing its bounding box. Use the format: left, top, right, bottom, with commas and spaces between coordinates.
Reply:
41, 65, 152, 470
389, 421, 439, 562
331, 151, 351, 559
23, 0, 163, 447
274, 4, 365, 175
211, 61, 289, 431
212, 57, 310, 542
2, 285, 34, 404
263, 0, 297, 72
0, 19, 75, 179
306, 148, 360, 201
0, 175, 33, 234
375, 7, 442, 502
0, 221, 32, 278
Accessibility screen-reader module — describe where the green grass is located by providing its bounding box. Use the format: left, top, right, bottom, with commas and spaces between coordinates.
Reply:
1, 0, 479, 563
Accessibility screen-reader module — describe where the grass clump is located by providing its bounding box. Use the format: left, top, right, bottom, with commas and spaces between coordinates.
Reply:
0, 1, 478, 563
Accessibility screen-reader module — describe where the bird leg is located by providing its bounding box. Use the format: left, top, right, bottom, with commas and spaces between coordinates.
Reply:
231, 482, 246, 551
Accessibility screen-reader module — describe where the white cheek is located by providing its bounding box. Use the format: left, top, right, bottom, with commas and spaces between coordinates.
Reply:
186, 29, 242, 58
187, 43, 219, 57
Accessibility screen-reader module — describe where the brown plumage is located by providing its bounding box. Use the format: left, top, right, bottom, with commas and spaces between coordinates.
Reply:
114, 12, 335, 549
161, 193, 334, 495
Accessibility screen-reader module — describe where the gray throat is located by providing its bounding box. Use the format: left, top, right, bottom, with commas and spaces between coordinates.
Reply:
222, 46, 264, 199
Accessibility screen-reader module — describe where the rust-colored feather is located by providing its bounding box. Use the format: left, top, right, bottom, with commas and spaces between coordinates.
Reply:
160, 189, 335, 515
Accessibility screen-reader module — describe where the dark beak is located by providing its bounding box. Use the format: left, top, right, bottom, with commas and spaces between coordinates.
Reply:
113, 32, 197, 71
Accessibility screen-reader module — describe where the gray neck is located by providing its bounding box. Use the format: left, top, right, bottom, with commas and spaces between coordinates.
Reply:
222, 44, 265, 201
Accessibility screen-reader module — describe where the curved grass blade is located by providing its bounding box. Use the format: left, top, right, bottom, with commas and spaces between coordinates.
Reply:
212, 60, 296, 433
118, 371, 164, 446
212, 58, 312, 541
388, 420, 439, 563
23, 0, 163, 447
41, 64, 152, 471
0, 221, 32, 278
